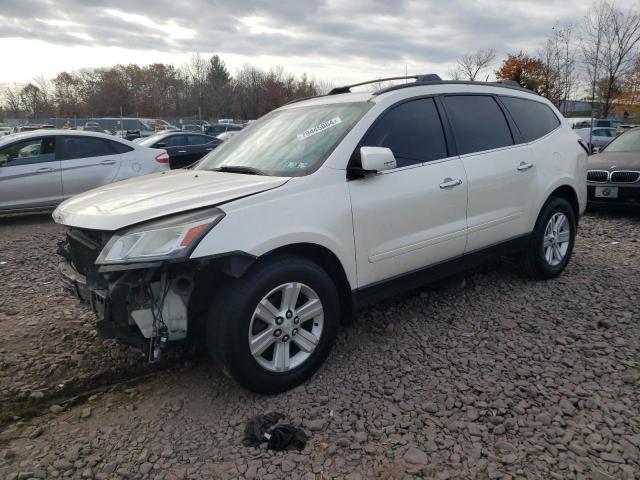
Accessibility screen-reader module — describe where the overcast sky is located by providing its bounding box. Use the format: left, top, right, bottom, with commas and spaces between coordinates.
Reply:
0, 0, 586, 85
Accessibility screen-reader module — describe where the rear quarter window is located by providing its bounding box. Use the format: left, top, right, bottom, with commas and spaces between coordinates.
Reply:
108, 140, 134, 154
500, 96, 560, 143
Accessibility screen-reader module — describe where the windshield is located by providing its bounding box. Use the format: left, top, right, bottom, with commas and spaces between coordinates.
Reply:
604, 129, 640, 153
196, 102, 372, 176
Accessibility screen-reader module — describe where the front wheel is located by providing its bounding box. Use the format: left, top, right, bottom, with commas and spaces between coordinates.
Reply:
207, 255, 339, 394
520, 197, 576, 279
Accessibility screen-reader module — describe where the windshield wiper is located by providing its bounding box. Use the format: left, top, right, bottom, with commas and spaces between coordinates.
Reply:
212, 165, 266, 175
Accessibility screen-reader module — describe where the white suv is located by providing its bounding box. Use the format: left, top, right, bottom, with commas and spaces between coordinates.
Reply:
53, 75, 587, 393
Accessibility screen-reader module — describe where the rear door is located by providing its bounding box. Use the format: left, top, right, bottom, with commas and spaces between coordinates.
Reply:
58, 135, 122, 198
441, 94, 536, 252
162, 134, 188, 168
185, 135, 215, 166
0, 136, 61, 211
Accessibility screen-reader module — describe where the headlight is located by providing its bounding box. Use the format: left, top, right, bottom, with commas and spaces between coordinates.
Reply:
96, 208, 225, 264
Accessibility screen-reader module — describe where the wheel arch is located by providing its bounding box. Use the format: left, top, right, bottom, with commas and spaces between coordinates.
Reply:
259, 243, 355, 325
548, 184, 580, 225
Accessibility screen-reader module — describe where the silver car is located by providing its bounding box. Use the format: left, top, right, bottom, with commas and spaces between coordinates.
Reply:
576, 127, 617, 153
0, 130, 169, 213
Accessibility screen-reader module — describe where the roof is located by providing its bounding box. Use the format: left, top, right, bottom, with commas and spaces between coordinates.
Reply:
0, 129, 132, 146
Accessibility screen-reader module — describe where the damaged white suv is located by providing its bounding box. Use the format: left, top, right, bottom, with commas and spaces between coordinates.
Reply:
54, 75, 587, 393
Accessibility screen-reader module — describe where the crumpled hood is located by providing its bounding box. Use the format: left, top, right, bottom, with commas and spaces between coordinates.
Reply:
587, 151, 640, 170
53, 169, 290, 231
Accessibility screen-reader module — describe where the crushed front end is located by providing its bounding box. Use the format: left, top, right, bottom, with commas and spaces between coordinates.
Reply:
58, 227, 197, 360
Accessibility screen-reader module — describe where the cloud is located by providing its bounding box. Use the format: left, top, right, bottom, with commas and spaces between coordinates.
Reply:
0, 0, 585, 81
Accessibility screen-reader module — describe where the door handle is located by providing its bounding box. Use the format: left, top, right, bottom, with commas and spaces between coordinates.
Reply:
517, 162, 533, 171
205, 147, 213, 151
36, 167, 55, 172
439, 178, 463, 189
178, 150, 187, 153
100, 160, 117, 165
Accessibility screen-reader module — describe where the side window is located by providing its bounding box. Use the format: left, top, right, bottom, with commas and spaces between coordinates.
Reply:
442, 95, 513, 155
187, 135, 207, 146
59, 136, 112, 160
0, 138, 55, 167
164, 135, 186, 147
500, 96, 561, 143
108, 140, 134, 154
362, 98, 448, 168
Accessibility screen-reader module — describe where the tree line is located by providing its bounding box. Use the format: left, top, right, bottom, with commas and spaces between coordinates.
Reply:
2, 0, 639, 123
450, 1, 640, 118
1, 55, 331, 122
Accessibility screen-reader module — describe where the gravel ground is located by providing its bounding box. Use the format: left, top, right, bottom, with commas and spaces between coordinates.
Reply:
0, 211, 639, 480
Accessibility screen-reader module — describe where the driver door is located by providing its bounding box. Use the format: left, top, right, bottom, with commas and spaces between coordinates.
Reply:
348, 97, 468, 288
0, 136, 62, 211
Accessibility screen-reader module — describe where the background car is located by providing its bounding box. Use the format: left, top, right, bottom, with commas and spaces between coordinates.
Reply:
616, 124, 639, 136
138, 131, 221, 169
181, 124, 203, 133
0, 127, 12, 136
204, 123, 244, 136
587, 127, 640, 208
576, 127, 617, 152
0, 130, 169, 213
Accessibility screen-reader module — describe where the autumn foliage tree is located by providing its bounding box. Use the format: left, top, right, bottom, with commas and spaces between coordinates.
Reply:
495, 52, 546, 93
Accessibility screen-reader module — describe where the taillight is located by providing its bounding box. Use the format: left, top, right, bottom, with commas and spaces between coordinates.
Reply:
155, 152, 169, 163
577, 139, 590, 154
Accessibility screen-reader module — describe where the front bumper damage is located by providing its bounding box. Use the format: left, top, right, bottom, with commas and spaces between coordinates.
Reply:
57, 227, 254, 361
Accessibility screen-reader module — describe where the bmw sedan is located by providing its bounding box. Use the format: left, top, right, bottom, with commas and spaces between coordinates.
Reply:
138, 132, 221, 169
0, 130, 169, 213
587, 127, 640, 208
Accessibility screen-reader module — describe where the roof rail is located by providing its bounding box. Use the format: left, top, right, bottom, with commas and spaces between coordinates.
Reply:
328, 74, 442, 95
374, 79, 533, 96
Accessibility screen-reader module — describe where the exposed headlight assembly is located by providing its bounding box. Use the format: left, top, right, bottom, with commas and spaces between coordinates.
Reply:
96, 207, 225, 264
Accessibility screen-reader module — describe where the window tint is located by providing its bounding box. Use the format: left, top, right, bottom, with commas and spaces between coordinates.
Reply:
500, 96, 561, 142
362, 98, 448, 167
60, 136, 112, 160
442, 95, 513, 155
108, 140, 133, 154
187, 135, 208, 146
0, 138, 56, 167
163, 135, 186, 147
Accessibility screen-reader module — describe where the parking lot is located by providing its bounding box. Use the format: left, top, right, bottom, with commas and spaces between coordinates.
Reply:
0, 211, 638, 480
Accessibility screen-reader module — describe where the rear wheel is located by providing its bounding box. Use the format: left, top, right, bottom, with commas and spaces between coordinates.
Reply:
521, 197, 576, 279
207, 255, 339, 393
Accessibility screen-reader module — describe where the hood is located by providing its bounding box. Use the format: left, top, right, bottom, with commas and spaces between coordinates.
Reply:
587, 151, 640, 171
53, 169, 290, 231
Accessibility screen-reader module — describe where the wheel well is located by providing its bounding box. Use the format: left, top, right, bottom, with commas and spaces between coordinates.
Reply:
262, 243, 354, 325
549, 185, 580, 224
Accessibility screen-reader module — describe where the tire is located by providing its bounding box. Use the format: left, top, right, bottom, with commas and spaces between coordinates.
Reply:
521, 197, 576, 279
207, 255, 339, 394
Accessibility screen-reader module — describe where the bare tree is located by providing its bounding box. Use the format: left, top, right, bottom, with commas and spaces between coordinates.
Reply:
453, 48, 496, 81
600, 4, 640, 116
538, 23, 577, 107
581, 1, 613, 116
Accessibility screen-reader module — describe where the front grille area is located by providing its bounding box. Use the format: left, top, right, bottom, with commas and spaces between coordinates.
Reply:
587, 170, 609, 183
610, 171, 640, 183
66, 228, 105, 277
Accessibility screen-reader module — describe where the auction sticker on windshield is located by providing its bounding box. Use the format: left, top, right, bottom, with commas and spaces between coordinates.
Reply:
297, 117, 342, 140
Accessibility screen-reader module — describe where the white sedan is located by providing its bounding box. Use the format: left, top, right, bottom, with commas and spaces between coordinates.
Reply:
0, 130, 169, 213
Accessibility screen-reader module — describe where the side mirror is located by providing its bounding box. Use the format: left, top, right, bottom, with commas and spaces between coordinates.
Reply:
156, 142, 167, 148
360, 146, 397, 172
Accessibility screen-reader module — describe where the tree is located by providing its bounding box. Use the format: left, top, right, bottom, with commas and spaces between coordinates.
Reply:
452, 48, 496, 81
600, 3, 640, 116
581, 1, 640, 117
538, 24, 577, 107
495, 52, 546, 92
206, 54, 232, 120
